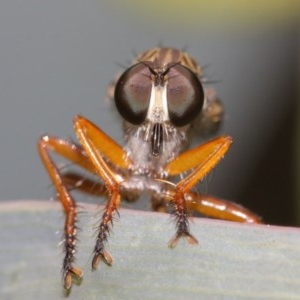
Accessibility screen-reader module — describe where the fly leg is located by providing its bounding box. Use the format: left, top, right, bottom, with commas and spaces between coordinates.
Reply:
61, 171, 117, 268
38, 115, 130, 289
38, 137, 94, 289
185, 192, 263, 223
91, 192, 121, 268
74, 115, 128, 269
164, 136, 232, 247
167, 189, 198, 248
62, 172, 108, 197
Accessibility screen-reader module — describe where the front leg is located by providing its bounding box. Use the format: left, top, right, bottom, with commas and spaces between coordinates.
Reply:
164, 136, 232, 247
92, 192, 121, 268
38, 116, 128, 290
168, 189, 198, 248
74, 116, 125, 270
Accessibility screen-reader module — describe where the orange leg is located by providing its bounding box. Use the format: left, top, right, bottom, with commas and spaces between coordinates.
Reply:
185, 192, 263, 223
164, 136, 233, 247
38, 136, 88, 289
38, 116, 129, 289
63, 173, 262, 224
73, 116, 125, 270
62, 172, 108, 197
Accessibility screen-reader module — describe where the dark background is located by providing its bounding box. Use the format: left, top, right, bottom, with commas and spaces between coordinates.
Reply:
0, 1, 299, 226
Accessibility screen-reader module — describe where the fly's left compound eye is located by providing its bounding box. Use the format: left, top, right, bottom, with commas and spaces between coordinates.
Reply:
114, 63, 152, 125
167, 64, 204, 127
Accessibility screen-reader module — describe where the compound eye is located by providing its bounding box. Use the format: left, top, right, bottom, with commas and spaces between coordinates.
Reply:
114, 63, 151, 125
167, 64, 204, 127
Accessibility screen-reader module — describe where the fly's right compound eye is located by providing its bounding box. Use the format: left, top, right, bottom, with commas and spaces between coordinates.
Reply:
114, 63, 152, 125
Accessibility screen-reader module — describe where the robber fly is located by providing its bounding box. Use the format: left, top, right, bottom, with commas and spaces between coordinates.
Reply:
38, 47, 261, 290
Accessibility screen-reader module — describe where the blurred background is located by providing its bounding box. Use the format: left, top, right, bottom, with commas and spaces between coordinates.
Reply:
0, 1, 299, 226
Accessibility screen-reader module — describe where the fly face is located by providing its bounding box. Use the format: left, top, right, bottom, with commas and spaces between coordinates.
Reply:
113, 48, 216, 175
